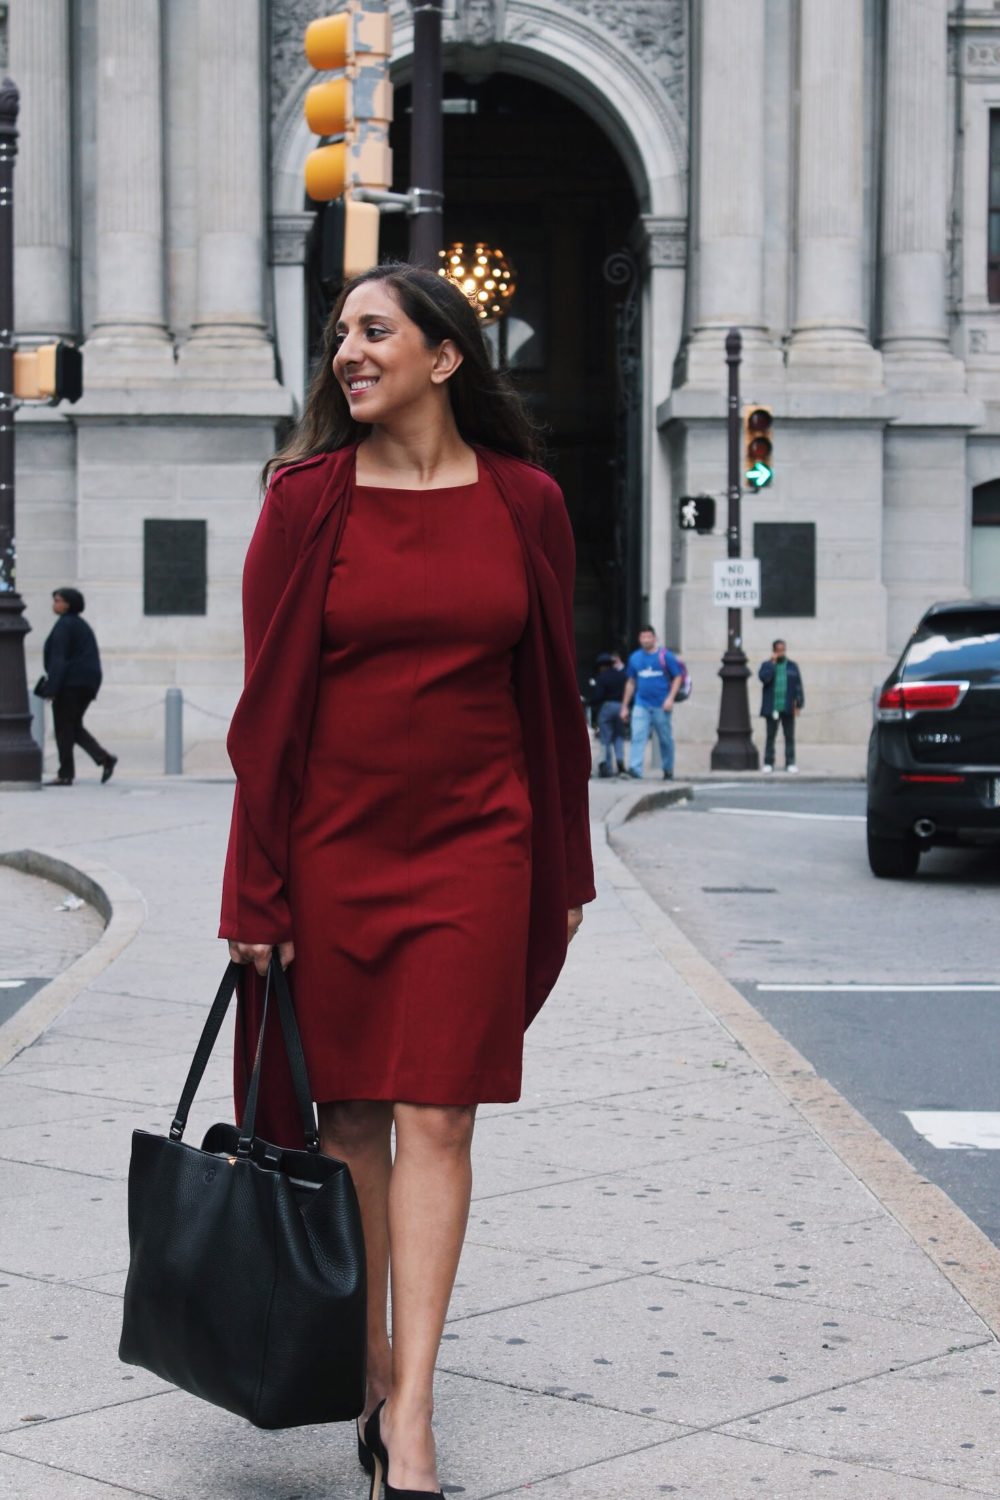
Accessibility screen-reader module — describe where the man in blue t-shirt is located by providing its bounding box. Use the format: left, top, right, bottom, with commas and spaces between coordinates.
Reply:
620, 624, 682, 779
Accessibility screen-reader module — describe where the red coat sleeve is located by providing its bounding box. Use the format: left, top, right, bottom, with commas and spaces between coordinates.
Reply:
219, 473, 295, 944
540, 478, 597, 909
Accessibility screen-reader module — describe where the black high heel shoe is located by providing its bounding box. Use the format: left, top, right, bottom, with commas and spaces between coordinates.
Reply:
358, 1415, 375, 1475
363, 1400, 445, 1500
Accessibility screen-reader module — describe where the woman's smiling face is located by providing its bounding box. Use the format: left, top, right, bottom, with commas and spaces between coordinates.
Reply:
331, 282, 461, 424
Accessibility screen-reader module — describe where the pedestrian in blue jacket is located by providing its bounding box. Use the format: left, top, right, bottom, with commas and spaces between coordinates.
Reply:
758, 638, 804, 772
37, 588, 117, 786
620, 624, 683, 779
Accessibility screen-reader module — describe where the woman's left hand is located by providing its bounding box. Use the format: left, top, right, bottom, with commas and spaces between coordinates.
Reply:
567, 906, 583, 943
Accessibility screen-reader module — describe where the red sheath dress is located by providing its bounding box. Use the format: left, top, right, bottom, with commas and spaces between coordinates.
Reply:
286, 465, 532, 1105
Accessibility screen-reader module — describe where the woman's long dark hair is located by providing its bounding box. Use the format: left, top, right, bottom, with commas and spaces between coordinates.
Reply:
263, 262, 543, 486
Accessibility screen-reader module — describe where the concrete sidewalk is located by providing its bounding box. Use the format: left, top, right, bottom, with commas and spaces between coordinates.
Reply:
1, 777, 999, 1498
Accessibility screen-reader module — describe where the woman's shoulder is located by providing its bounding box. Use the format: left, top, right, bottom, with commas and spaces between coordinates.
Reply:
267, 449, 347, 499
261, 449, 355, 543
478, 449, 564, 512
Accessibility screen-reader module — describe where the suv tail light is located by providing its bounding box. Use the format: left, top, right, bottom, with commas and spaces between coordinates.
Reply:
876, 680, 969, 721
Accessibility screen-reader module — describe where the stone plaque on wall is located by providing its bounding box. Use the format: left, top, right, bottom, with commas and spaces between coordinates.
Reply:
753, 522, 816, 618
144, 519, 207, 616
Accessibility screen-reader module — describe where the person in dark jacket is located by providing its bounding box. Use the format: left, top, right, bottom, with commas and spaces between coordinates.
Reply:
38, 588, 117, 786
758, 638, 804, 772
588, 650, 627, 777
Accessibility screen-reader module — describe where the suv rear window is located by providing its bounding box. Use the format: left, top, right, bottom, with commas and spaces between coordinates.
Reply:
902, 611, 1000, 680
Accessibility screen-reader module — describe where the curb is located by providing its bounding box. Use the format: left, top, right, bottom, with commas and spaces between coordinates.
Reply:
0, 848, 147, 1068
600, 782, 694, 833
602, 805, 1000, 1339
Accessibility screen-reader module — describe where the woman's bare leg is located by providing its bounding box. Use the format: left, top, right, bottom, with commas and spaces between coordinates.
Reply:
318, 1099, 395, 1421
381, 1101, 477, 1492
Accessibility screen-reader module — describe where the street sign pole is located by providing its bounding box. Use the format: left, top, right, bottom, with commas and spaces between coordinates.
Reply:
710, 328, 759, 771
408, 0, 444, 267
0, 77, 41, 788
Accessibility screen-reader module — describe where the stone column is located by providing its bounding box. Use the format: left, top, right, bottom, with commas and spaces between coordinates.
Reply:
179, 0, 275, 379
10, 0, 74, 340
87, 0, 173, 372
881, 0, 959, 380
636, 216, 686, 636
271, 212, 313, 411
788, 0, 880, 381
683, 0, 779, 381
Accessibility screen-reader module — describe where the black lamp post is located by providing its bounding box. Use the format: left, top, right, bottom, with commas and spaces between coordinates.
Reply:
408, 0, 444, 267
710, 327, 759, 771
0, 77, 41, 788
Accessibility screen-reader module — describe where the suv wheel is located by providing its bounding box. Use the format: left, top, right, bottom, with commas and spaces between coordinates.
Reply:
867, 822, 920, 879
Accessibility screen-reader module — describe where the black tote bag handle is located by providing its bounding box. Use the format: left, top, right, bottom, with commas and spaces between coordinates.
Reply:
169, 959, 319, 1153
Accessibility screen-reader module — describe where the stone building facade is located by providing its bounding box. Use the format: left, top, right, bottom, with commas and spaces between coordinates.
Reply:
9, 0, 1000, 768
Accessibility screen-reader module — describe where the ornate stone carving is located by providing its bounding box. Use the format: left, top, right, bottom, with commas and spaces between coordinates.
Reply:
270, 0, 330, 128
633, 215, 687, 270
965, 39, 1000, 72
455, 0, 507, 46
564, 0, 685, 113
270, 211, 315, 266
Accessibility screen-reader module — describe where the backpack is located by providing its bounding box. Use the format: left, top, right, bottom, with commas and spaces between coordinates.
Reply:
660, 648, 692, 702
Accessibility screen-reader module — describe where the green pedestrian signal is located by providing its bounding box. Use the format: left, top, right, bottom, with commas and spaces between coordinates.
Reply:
743, 405, 773, 490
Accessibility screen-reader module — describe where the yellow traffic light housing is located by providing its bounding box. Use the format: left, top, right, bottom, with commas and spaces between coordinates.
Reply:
303, 3, 393, 281
743, 404, 773, 490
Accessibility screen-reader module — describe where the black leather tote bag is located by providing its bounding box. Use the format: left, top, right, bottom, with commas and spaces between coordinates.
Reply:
119, 959, 366, 1429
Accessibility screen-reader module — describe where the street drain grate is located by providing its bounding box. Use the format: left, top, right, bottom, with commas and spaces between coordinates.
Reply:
702, 886, 778, 894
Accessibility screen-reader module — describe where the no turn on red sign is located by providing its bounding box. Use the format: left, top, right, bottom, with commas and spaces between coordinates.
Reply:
713, 558, 761, 607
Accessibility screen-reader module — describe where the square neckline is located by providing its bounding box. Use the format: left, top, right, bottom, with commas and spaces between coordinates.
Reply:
354, 455, 480, 493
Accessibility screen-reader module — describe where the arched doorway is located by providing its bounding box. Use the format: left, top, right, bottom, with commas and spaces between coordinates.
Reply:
305, 73, 640, 667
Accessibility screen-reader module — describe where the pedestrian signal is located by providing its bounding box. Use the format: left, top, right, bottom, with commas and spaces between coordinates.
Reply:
678, 495, 716, 534
13, 341, 83, 404
743, 405, 773, 490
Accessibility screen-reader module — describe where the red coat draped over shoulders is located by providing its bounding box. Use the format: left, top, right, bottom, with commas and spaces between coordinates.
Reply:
221, 443, 596, 1142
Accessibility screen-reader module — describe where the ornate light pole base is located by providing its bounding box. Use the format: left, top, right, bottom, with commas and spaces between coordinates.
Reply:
711, 646, 760, 771
0, 593, 42, 785
0, 76, 41, 787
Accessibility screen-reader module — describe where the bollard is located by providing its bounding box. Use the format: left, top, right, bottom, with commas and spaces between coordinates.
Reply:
165, 687, 183, 775
30, 693, 45, 755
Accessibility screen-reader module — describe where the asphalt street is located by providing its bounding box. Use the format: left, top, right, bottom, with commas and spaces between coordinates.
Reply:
613, 779, 1000, 1247
0, 866, 104, 1026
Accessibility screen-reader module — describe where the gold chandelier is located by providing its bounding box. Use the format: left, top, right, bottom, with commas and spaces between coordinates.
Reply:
438, 242, 516, 323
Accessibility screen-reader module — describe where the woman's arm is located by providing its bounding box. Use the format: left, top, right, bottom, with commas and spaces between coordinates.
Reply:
540, 478, 597, 910
44, 619, 70, 697
220, 474, 296, 949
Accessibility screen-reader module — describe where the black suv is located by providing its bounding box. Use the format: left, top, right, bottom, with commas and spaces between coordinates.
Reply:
867, 599, 1000, 877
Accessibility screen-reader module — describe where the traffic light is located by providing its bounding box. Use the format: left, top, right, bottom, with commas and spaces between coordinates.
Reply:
303, 3, 393, 282
678, 495, 716, 534
743, 405, 773, 490
13, 342, 83, 404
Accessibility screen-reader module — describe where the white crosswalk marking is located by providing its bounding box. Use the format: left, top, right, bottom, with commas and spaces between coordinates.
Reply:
0, 980, 25, 990
710, 807, 865, 822
904, 1111, 1000, 1150
757, 983, 1000, 993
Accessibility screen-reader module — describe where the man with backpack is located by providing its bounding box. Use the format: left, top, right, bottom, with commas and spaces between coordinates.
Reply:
620, 625, 686, 780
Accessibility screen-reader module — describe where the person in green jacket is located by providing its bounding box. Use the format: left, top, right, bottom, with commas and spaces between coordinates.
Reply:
758, 638, 804, 772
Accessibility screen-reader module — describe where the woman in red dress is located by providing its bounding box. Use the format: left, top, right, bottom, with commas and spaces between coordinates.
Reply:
221, 264, 595, 1497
